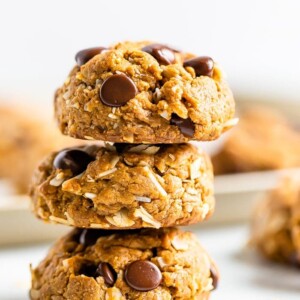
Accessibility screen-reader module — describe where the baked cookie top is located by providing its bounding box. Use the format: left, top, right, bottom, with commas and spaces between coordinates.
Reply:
55, 41, 236, 143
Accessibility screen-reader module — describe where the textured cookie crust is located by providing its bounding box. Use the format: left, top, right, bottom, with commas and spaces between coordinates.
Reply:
251, 176, 300, 265
55, 41, 235, 143
30, 227, 217, 300
212, 107, 300, 174
0, 106, 80, 193
30, 143, 214, 229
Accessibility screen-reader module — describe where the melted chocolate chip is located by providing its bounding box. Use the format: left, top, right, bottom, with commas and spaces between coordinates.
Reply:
210, 265, 219, 290
124, 260, 162, 291
170, 114, 195, 137
100, 74, 137, 107
142, 44, 176, 65
183, 56, 214, 77
79, 229, 104, 247
95, 262, 117, 286
75, 47, 107, 66
53, 149, 94, 176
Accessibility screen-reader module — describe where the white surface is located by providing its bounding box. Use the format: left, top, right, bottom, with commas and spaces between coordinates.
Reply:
1, 224, 300, 299
0, 0, 300, 113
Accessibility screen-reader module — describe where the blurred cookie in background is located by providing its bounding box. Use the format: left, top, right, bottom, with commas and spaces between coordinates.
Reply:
212, 106, 300, 174
250, 176, 300, 266
0, 106, 89, 194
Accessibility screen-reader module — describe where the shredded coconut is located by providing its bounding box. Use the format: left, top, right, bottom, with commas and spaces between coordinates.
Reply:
145, 167, 167, 197
135, 196, 152, 203
134, 206, 161, 228
49, 215, 69, 225
97, 168, 117, 178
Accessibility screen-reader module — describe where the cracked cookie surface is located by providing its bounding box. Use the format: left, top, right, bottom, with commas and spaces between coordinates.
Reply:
30, 227, 218, 300
30, 143, 214, 229
55, 41, 235, 143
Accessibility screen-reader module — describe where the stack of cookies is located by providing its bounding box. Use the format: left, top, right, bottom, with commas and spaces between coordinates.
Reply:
29, 41, 236, 299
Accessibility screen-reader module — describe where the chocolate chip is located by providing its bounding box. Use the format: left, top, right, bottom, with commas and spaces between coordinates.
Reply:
79, 229, 104, 247
100, 74, 138, 107
170, 114, 195, 137
53, 149, 94, 176
210, 265, 219, 290
75, 47, 107, 66
95, 262, 117, 286
142, 44, 176, 65
124, 260, 162, 291
183, 56, 214, 77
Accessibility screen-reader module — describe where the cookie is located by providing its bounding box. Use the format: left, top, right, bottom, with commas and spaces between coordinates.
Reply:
251, 176, 300, 265
30, 227, 218, 300
0, 106, 83, 194
55, 41, 236, 143
212, 107, 300, 174
30, 143, 215, 229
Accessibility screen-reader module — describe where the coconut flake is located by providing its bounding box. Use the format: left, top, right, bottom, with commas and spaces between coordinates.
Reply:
153, 88, 162, 101
49, 172, 65, 186
62, 258, 71, 269
142, 146, 160, 155
105, 209, 135, 227
156, 256, 168, 268
64, 212, 75, 225
84, 192, 97, 199
128, 145, 149, 153
171, 235, 189, 251
108, 113, 118, 119
97, 168, 117, 178
186, 187, 198, 195
190, 158, 202, 180
124, 158, 134, 166
160, 111, 169, 120
90, 223, 108, 229
168, 153, 175, 161
49, 215, 69, 225
134, 206, 161, 228
86, 175, 95, 182
63, 90, 71, 100
110, 156, 120, 168
123, 133, 134, 143
128, 145, 160, 155
84, 136, 95, 140
135, 196, 152, 203
201, 203, 210, 219
145, 167, 167, 197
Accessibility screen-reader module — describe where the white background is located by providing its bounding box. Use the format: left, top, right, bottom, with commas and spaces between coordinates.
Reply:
0, 0, 300, 114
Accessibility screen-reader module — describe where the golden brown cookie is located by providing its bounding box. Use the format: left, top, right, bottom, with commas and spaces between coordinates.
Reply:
0, 106, 83, 194
30, 143, 214, 229
30, 227, 218, 300
212, 107, 300, 174
251, 176, 300, 265
55, 41, 236, 143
